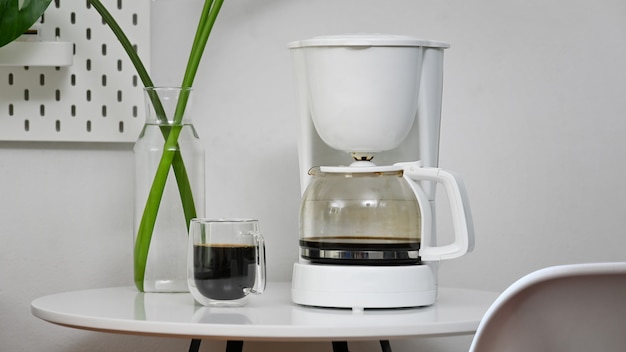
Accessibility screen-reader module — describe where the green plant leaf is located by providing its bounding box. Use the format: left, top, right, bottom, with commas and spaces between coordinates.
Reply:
0, 0, 53, 47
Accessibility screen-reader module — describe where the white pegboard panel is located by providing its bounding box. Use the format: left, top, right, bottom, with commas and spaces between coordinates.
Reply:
0, 0, 150, 142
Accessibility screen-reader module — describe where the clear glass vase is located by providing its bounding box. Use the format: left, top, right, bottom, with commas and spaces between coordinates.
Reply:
133, 87, 205, 292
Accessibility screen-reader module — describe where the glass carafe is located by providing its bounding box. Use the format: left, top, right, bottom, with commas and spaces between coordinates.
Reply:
300, 166, 423, 265
299, 163, 474, 265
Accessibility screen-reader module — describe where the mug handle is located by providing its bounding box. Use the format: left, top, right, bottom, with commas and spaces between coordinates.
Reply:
401, 162, 475, 261
245, 231, 266, 295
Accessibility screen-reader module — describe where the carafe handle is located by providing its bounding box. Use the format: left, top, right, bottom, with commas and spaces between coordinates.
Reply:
401, 163, 475, 261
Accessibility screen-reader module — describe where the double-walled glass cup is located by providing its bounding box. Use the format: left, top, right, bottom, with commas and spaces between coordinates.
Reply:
187, 219, 266, 307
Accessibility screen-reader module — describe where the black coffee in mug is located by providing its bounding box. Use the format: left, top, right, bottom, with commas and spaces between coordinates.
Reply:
193, 244, 256, 300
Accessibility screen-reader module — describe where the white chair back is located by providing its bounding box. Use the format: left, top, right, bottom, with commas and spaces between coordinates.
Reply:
469, 262, 626, 352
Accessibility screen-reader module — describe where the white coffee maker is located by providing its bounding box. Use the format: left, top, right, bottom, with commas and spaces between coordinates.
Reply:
288, 35, 474, 309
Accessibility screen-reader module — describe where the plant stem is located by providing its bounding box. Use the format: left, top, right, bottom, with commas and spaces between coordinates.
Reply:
173, 0, 224, 123
136, 0, 224, 235
87, 0, 221, 291
139, 0, 224, 245
182, 0, 224, 90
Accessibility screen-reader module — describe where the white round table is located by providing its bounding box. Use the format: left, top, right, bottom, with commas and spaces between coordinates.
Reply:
31, 282, 499, 351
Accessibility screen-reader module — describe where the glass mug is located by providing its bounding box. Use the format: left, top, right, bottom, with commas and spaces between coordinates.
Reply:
187, 218, 266, 306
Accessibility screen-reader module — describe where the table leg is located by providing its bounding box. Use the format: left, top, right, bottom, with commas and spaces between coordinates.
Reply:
331, 340, 392, 351
225, 340, 244, 352
188, 339, 389, 352
189, 339, 202, 352
332, 341, 349, 352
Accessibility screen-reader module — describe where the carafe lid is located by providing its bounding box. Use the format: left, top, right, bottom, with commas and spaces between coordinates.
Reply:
317, 165, 403, 174
311, 160, 425, 174
288, 34, 449, 49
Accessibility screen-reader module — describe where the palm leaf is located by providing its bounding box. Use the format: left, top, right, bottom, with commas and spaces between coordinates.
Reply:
0, 0, 53, 47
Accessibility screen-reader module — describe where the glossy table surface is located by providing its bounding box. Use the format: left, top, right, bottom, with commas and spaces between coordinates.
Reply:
31, 282, 500, 341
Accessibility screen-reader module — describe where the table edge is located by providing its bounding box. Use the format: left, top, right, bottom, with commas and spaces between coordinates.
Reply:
31, 284, 499, 341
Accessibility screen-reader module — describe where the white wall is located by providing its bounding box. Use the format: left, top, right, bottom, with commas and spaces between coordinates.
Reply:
2, 0, 626, 351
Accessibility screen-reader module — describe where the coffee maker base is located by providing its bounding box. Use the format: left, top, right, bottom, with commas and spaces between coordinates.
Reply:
291, 263, 437, 309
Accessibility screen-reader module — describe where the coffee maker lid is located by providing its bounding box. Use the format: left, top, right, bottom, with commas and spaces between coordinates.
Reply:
288, 34, 450, 49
